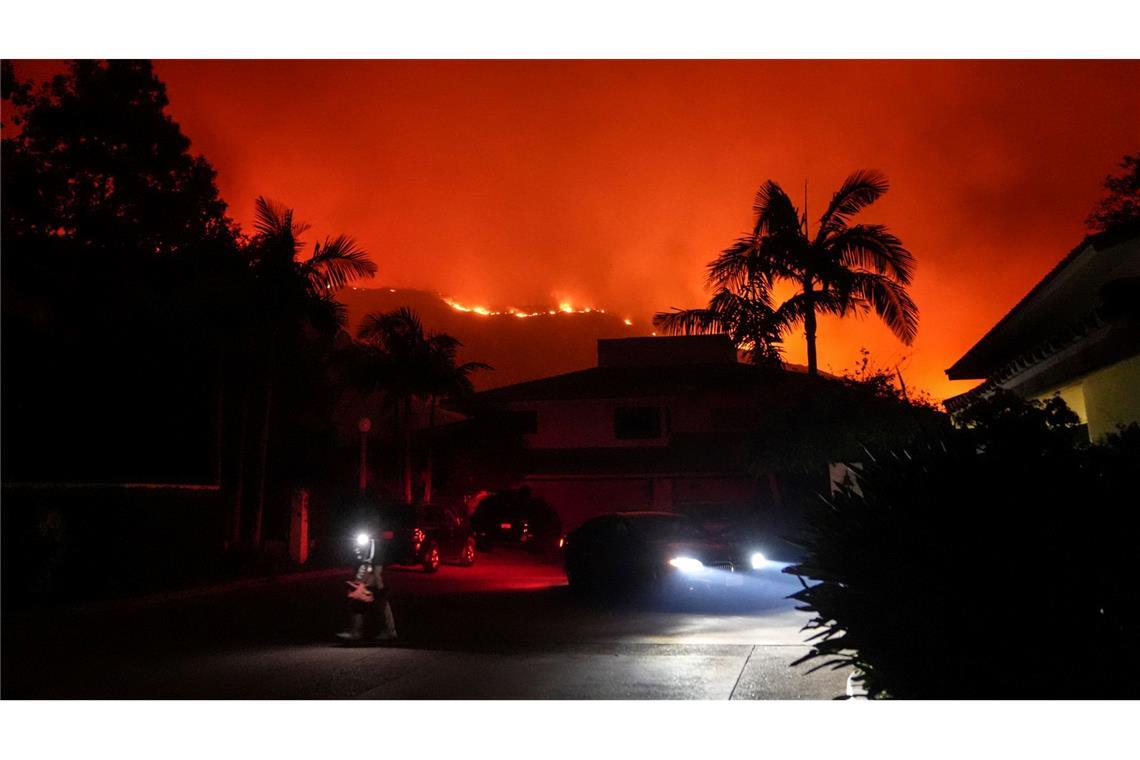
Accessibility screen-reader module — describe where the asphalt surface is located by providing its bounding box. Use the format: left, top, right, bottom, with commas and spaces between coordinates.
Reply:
1, 553, 849, 699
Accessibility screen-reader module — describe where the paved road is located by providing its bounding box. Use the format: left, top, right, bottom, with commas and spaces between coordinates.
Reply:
2, 554, 848, 699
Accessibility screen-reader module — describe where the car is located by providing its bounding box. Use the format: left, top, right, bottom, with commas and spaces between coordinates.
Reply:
562, 511, 772, 595
470, 488, 562, 555
358, 502, 477, 573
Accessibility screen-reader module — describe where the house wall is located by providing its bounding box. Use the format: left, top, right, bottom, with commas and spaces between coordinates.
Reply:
510, 390, 765, 449
1082, 354, 1140, 441
1035, 354, 1140, 442
1039, 381, 1088, 422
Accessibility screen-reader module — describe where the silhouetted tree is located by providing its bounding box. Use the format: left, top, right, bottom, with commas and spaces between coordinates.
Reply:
355, 308, 431, 503
681, 171, 917, 375
1086, 152, 1140, 234
351, 308, 486, 504
653, 286, 785, 366
2, 60, 234, 255
420, 334, 491, 503
241, 197, 376, 544
1, 60, 243, 486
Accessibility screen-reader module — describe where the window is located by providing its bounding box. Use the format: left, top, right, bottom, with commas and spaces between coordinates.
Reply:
614, 406, 662, 440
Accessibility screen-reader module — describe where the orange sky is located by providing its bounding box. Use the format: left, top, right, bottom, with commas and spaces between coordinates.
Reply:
22, 60, 1140, 399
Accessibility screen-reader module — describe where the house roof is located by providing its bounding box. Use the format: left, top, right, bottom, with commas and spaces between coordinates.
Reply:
945, 223, 1140, 381
475, 361, 827, 404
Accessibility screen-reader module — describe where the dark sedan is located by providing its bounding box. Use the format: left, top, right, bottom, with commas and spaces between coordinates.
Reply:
470, 489, 562, 556
361, 503, 477, 573
562, 511, 773, 595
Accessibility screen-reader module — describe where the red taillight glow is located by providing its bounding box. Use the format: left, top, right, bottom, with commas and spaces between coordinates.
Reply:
500, 522, 513, 530
412, 528, 425, 543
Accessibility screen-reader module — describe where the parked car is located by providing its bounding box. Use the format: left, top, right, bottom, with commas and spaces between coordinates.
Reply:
562, 511, 770, 595
470, 488, 561, 555
362, 503, 477, 573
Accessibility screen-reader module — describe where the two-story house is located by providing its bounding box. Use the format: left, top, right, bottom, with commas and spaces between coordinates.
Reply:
474, 334, 822, 531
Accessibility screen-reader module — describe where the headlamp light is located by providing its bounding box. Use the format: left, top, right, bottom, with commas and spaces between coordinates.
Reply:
355, 532, 371, 548
668, 556, 704, 573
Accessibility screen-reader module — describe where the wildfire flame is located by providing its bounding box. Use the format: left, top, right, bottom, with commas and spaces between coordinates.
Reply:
442, 295, 612, 320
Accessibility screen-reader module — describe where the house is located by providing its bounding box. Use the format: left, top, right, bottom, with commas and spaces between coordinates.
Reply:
474, 334, 838, 532
944, 225, 1140, 441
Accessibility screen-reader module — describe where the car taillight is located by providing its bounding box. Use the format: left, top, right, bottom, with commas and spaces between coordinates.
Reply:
412, 528, 425, 543
558, 536, 566, 548
500, 522, 512, 530
381, 530, 395, 540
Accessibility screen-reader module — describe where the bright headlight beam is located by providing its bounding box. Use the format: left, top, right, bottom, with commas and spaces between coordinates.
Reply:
355, 532, 371, 547
668, 556, 704, 573
751, 552, 768, 570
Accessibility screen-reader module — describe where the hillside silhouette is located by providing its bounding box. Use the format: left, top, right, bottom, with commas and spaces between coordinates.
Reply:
338, 287, 639, 389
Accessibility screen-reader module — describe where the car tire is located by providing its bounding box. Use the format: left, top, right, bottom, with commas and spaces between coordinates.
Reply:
422, 542, 440, 573
565, 562, 593, 594
459, 538, 477, 567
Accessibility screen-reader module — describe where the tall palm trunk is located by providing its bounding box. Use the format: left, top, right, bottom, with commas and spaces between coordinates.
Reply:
214, 350, 225, 488
230, 387, 250, 548
403, 396, 414, 504
253, 375, 273, 547
803, 279, 818, 376
423, 396, 437, 504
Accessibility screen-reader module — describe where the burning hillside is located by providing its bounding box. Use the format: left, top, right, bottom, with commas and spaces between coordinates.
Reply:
338, 287, 642, 389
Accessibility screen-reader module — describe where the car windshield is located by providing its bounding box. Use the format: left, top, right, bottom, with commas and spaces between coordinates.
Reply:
626, 515, 708, 541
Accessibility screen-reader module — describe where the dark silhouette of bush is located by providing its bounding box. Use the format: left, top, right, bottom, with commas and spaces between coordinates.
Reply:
788, 390, 1140, 698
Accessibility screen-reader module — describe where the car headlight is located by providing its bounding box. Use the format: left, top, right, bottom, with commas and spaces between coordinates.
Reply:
750, 552, 768, 570
355, 532, 371, 548
668, 556, 704, 573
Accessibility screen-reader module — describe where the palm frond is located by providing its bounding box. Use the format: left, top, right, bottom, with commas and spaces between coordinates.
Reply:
828, 224, 915, 285
815, 169, 889, 241
772, 289, 853, 333
706, 236, 757, 291
252, 196, 309, 247
652, 307, 728, 336
306, 234, 377, 290
849, 272, 920, 345
752, 180, 802, 237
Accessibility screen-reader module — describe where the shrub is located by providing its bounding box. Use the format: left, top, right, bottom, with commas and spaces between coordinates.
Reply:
787, 391, 1140, 698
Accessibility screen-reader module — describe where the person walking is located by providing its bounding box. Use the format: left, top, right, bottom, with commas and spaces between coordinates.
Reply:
339, 535, 398, 642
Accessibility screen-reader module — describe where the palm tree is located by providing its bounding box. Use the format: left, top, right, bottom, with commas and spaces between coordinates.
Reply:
660, 171, 917, 376
242, 197, 376, 545
653, 285, 785, 366
356, 307, 424, 504
420, 333, 491, 503
354, 307, 488, 504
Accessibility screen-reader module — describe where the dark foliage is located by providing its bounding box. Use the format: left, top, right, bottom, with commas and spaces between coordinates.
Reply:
788, 390, 1140, 698
748, 353, 948, 475
2, 61, 243, 484
1086, 152, 1140, 234
2, 60, 234, 254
